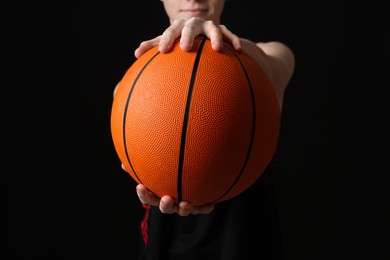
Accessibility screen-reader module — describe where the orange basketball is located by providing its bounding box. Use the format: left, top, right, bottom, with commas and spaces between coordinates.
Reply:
111, 36, 280, 205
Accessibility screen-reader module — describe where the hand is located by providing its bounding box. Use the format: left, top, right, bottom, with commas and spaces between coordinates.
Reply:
121, 163, 214, 216
136, 184, 214, 217
134, 17, 242, 58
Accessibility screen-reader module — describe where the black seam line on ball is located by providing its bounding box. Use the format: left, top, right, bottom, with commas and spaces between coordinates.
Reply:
177, 36, 207, 202
123, 51, 160, 184
211, 44, 256, 204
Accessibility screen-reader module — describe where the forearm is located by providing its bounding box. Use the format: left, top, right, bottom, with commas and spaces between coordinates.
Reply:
240, 39, 295, 109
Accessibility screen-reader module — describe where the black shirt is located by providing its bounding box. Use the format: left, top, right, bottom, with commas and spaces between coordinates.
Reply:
139, 164, 284, 260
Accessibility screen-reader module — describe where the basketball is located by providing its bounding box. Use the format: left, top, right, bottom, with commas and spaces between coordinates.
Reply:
110, 36, 280, 205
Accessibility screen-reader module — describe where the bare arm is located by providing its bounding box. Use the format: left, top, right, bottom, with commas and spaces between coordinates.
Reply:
240, 39, 295, 108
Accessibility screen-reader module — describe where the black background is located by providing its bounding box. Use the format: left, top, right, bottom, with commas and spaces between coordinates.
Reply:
5, 1, 389, 259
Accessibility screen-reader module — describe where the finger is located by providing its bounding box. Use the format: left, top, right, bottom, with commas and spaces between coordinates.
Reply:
159, 196, 178, 214
177, 201, 214, 216
134, 36, 161, 58
136, 184, 160, 206
159, 19, 185, 53
177, 201, 193, 216
191, 204, 214, 215
218, 24, 242, 51
179, 18, 204, 51
202, 20, 224, 51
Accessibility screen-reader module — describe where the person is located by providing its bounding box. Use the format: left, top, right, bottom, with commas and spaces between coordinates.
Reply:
115, 0, 295, 259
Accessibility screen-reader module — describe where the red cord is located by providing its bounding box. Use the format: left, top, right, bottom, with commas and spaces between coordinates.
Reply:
140, 203, 150, 247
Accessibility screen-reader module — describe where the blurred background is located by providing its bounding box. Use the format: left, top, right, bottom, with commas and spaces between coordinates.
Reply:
5, 1, 389, 259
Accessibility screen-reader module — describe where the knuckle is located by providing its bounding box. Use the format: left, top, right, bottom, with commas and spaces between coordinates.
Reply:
139, 41, 149, 47
163, 27, 175, 37
205, 20, 218, 29
188, 17, 203, 23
